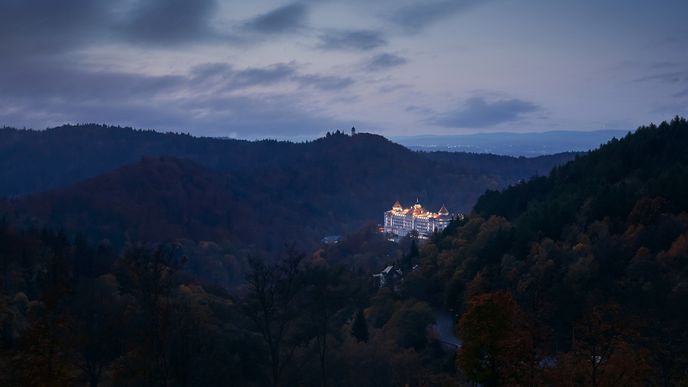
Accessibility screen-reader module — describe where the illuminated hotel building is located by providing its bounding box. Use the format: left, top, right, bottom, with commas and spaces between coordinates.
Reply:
383, 200, 458, 239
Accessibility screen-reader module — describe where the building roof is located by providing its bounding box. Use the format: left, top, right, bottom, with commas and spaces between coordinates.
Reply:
387, 200, 453, 219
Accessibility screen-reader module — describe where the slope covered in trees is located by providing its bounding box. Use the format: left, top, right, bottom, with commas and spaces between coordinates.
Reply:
406, 117, 688, 385
1, 126, 575, 252
0, 125, 573, 201
0, 217, 456, 386
0, 119, 686, 386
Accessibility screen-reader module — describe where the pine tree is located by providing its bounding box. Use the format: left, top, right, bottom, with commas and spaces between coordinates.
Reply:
402, 238, 419, 272
351, 308, 369, 343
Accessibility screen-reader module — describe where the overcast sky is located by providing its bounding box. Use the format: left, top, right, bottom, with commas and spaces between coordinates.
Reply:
1, 0, 687, 139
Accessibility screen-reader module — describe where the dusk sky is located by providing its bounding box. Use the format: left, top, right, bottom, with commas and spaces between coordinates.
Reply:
2, 0, 687, 139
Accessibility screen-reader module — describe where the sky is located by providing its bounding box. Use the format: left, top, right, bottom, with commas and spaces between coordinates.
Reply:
1, 0, 687, 139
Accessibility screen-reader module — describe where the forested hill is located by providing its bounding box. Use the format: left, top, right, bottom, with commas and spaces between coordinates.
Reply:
1, 125, 575, 250
474, 116, 688, 238
0, 124, 573, 200
408, 117, 688, 385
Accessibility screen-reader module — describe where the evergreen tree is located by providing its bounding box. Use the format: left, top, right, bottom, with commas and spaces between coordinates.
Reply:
351, 308, 369, 343
401, 238, 419, 272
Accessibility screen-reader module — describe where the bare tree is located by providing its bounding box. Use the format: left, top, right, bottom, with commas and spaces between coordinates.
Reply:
242, 248, 304, 387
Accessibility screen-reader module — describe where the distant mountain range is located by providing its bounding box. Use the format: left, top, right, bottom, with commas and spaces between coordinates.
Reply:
392, 129, 630, 156
0, 124, 577, 251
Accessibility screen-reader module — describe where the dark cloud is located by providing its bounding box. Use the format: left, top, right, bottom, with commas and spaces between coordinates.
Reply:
232, 63, 299, 88
243, 3, 308, 34
0, 0, 114, 56
0, 92, 341, 138
406, 105, 434, 115
0, 59, 183, 102
378, 83, 410, 93
190, 63, 235, 81
364, 53, 407, 71
429, 97, 540, 128
317, 29, 387, 51
123, 0, 220, 45
632, 62, 688, 100
0, 0, 231, 56
391, 0, 482, 33
673, 88, 688, 98
188, 62, 352, 91
296, 74, 354, 90
179, 93, 344, 137
633, 70, 688, 84
0, 59, 348, 136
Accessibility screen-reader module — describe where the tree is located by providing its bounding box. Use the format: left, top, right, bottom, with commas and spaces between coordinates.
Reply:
301, 265, 352, 387
351, 308, 369, 343
552, 304, 651, 387
71, 276, 125, 387
401, 238, 419, 272
118, 243, 185, 387
457, 292, 532, 387
387, 301, 434, 351
242, 249, 305, 387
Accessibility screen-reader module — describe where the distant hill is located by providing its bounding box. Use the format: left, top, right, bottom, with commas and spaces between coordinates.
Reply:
1, 125, 575, 199
1, 125, 576, 250
9, 157, 241, 245
393, 129, 629, 156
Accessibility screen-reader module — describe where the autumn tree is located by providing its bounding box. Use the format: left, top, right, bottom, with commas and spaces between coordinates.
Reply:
457, 292, 532, 386
551, 304, 651, 387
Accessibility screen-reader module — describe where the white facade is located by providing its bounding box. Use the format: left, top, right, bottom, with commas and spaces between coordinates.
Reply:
383, 200, 457, 239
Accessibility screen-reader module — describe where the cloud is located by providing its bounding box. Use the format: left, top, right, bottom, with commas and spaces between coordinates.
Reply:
296, 74, 355, 90
243, 3, 308, 34
187, 62, 353, 91
673, 88, 688, 98
0, 59, 350, 136
231, 63, 299, 88
364, 53, 407, 71
378, 83, 411, 93
633, 70, 688, 84
0, 58, 184, 102
123, 0, 220, 45
0, 0, 114, 56
631, 62, 688, 100
391, 0, 482, 33
0, 0, 234, 58
317, 29, 387, 51
429, 96, 540, 128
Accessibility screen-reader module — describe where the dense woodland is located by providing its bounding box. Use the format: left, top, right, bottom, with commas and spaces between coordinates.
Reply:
0, 125, 573, 201
0, 126, 572, 287
407, 117, 688, 385
0, 118, 687, 386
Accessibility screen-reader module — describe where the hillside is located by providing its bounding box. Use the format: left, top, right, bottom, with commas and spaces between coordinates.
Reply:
408, 117, 688, 384
0, 125, 573, 201
1, 125, 576, 250
9, 157, 242, 245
